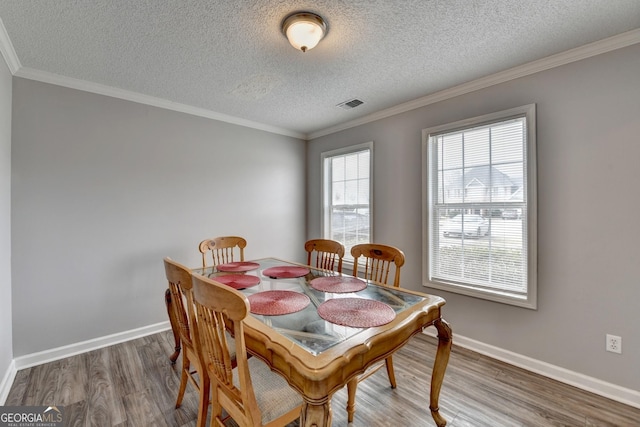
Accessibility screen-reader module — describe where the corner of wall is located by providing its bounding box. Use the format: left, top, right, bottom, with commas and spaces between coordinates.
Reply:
0, 360, 17, 405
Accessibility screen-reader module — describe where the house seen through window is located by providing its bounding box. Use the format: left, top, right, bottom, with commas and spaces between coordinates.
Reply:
423, 105, 537, 308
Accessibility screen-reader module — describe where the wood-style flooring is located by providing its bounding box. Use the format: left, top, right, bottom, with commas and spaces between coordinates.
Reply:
6, 331, 640, 426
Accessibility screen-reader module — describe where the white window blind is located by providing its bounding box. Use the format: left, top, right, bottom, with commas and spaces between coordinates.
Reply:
423, 105, 537, 308
322, 143, 372, 259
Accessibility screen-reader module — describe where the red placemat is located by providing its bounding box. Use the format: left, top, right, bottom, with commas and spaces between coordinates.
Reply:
310, 276, 367, 293
317, 298, 396, 328
262, 266, 310, 279
214, 274, 260, 290
248, 290, 310, 315
217, 261, 260, 272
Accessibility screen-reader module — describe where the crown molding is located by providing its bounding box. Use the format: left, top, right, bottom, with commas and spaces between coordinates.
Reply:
1, 9, 304, 138
12, 67, 306, 140
2, 16, 638, 141
0, 16, 21, 73
308, 28, 640, 140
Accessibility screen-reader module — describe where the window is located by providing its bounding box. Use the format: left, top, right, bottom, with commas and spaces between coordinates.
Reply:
322, 142, 372, 261
422, 105, 537, 308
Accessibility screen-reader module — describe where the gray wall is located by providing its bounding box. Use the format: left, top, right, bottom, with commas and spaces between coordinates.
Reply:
11, 79, 306, 356
307, 44, 640, 391
0, 55, 13, 383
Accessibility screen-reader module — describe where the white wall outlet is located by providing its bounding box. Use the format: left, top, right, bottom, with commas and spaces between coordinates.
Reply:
606, 334, 622, 354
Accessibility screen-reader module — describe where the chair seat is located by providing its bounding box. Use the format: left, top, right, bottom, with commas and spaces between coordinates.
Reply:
234, 357, 303, 425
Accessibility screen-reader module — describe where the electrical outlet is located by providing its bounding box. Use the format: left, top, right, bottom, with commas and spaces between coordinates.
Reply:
606, 334, 622, 354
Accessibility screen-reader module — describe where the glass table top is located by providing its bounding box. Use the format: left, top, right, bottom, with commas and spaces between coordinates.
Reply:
193, 257, 426, 355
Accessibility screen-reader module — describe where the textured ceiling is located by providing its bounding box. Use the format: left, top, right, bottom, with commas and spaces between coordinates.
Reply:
0, 1, 639, 138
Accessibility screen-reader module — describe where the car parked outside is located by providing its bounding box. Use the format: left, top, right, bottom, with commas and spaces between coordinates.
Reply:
501, 208, 522, 220
442, 214, 490, 238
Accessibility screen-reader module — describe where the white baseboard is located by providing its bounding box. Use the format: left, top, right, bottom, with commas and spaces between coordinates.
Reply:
0, 359, 17, 405
13, 321, 172, 371
422, 329, 640, 409
4, 322, 638, 410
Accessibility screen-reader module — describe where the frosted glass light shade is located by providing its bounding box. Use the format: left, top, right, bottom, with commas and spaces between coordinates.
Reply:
282, 13, 326, 52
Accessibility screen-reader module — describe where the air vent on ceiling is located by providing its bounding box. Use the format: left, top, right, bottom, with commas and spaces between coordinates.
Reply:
337, 98, 364, 110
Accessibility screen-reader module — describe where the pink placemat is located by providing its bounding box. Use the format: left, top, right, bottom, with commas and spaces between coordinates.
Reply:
217, 261, 260, 272
214, 274, 260, 290
248, 290, 311, 316
262, 266, 310, 279
317, 298, 396, 328
310, 276, 367, 293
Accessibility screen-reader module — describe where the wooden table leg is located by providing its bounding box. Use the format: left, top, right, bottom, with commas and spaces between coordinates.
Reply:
346, 378, 357, 423
430, 318, 452, 427
165, 288, 181, 365
300, 400, 332, 427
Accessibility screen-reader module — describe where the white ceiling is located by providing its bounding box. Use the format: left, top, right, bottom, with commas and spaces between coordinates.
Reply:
0, 1, 639, 139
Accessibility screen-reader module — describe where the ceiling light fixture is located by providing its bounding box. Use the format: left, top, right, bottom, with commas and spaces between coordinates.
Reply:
281, 12, 327, 53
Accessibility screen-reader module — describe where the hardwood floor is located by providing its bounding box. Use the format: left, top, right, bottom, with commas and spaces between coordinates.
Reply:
6, 331, 640, 426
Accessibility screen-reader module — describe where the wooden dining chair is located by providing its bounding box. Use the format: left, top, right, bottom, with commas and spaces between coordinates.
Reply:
347, 243, 406, 422
198, 235, 247, 268
351, 243, 405, 287
191, 273, 303, 427
163, 257, 210, 427
304, 238, 345, 273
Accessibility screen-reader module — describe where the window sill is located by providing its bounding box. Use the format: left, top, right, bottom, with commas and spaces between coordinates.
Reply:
423, 279, 537, 310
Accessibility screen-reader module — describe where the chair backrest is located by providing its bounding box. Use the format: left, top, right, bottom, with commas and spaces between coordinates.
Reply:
198, 236, 247, 268
351, 243, 405, 287
305, 239, 345, 273
163, 257, 198, 353
191, 273, 263, 426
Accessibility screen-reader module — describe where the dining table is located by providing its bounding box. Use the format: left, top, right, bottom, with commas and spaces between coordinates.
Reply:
168, 257, 452, 427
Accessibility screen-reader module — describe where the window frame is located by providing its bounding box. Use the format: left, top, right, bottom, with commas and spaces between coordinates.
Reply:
422, 104, 537, 309
321, 141, 373, 264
